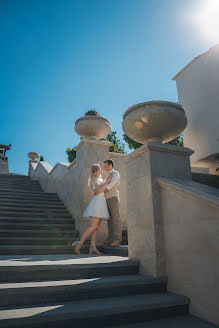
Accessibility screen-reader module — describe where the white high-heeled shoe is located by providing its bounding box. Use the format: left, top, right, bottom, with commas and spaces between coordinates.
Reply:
72, 241, 82, 255
89, 246, 102, 255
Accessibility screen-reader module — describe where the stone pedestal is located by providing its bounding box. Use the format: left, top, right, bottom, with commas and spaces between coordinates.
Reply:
74, 138, 111, 243
125, 142, 194, 277
0, 155, 9, 174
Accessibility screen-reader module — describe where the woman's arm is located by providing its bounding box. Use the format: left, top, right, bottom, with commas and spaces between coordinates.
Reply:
93, 175, 112, 194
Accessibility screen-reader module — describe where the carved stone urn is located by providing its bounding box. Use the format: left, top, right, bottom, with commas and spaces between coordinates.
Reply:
74, 115, 111, 139
28, 152, 39, 161
122, 101, 187, 144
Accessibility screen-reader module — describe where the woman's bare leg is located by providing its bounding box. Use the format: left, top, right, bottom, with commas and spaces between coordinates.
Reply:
75, 217, 101, 253
91, 219, 101, 247
91, 229, 97, 247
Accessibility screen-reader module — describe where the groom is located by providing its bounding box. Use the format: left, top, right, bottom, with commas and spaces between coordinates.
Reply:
103, 159, 122, 246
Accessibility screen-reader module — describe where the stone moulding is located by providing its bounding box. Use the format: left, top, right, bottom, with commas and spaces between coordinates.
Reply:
34, 161, 53, 174
49, 162, 69, 176
125, 142, 194, 164
158, 177, 219, 208
109, 152, 127, 158
74, 138, 111, 151
68, 158, 76, 169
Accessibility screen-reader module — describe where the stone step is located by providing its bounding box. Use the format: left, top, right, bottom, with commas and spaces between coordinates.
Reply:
0, 206, 71, 213
0, 189, 58, 197
0, 182, 41, 187
0, 255, 139, 282
0, 217, 75, 224
0, 212, 73, 218
0, 229, 78, 238
108, 315, 216, 328
0, 200, 64, 208
0, 174, 29, 178
0, 245, 78, 256
0, 179, 39, 183
0, 293, 189, 328
0, 274, 166, 307
0, 222, 75, 230
0, 187, 43, 192
101, 245, 128, 257
0, 236, 75, 246
0, 183, 40, 188
192, 172, 219, 189
0, 194, 61, 202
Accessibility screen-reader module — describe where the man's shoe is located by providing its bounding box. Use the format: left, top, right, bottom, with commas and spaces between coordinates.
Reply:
103, 241, 112, 246
110, 241, 121, 247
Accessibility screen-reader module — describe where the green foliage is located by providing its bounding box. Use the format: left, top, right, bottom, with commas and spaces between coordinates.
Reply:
167, 135, 183, 147
103, 131, 126, 154
123, 134, 183, 150
85, 110, 100, 116
39, 156, 44, 161
123, 134, 142, 150
66, 147, 76, 163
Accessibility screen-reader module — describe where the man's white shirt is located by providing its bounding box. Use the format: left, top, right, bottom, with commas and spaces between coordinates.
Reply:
105, 169, 120, 191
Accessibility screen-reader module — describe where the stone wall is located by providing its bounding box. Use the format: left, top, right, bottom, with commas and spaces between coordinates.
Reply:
0, 156, 9, 174
29, 139, 127, 242
158, 177, 219, 327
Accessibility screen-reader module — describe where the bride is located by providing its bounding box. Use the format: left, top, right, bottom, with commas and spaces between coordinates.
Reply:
72, 164, 112, 255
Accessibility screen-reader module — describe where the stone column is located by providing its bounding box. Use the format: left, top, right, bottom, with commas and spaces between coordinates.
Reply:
125, 142, 194, 277
74, 138, 111, 243
0, 155, 9, 174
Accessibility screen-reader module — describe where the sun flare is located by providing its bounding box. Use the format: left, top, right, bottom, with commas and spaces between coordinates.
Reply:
193, 0, 219, 43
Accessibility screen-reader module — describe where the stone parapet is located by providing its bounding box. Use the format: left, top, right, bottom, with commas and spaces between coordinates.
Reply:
125, 142, 194, 277
28, 138, 128, 242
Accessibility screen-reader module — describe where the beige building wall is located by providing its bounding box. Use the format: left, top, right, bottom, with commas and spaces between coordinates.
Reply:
158, 178, 219, 326
173, 45, 219, 173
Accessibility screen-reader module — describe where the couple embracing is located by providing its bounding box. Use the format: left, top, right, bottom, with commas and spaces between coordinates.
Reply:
72, 159, 122, 255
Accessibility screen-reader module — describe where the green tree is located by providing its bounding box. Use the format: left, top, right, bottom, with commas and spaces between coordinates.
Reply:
123, 134, 183, 150
103, 131, 126, 154
123, 134, 142, 150
66, 148, 76, 163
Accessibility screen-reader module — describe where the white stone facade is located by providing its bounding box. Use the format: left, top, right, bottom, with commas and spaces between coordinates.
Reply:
173, 45, 219, 174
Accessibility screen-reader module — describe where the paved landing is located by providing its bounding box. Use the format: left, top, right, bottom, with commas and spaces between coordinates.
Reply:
0, 254, 129, 267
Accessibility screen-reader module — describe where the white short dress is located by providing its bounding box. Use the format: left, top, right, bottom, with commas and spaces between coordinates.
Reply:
83, 177, 110, 220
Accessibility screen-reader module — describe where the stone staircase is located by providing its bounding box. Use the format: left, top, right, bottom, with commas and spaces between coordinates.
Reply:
0, 173, 78, 255
192, 172, 219, 189
0, 174, 215, 327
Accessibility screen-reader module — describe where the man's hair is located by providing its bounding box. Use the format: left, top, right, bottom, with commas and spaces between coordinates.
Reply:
104, 159, 114, 167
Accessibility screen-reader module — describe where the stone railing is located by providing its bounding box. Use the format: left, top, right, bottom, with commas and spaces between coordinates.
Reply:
29, 138, 127, 243
124, 140, 219, 326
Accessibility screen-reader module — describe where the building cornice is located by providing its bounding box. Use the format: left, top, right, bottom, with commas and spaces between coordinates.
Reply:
125, 142, 194, 164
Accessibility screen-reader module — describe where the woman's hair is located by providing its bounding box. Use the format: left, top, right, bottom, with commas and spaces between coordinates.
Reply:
88, 164, 101, 189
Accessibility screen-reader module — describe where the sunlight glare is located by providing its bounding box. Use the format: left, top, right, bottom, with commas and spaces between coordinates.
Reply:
193, 0, 219, 43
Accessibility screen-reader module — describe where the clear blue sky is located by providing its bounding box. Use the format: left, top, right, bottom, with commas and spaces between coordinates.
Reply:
0, 0, 215, 175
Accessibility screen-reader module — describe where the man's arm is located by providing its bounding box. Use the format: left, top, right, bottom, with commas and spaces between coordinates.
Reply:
105, 171, 120, 191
